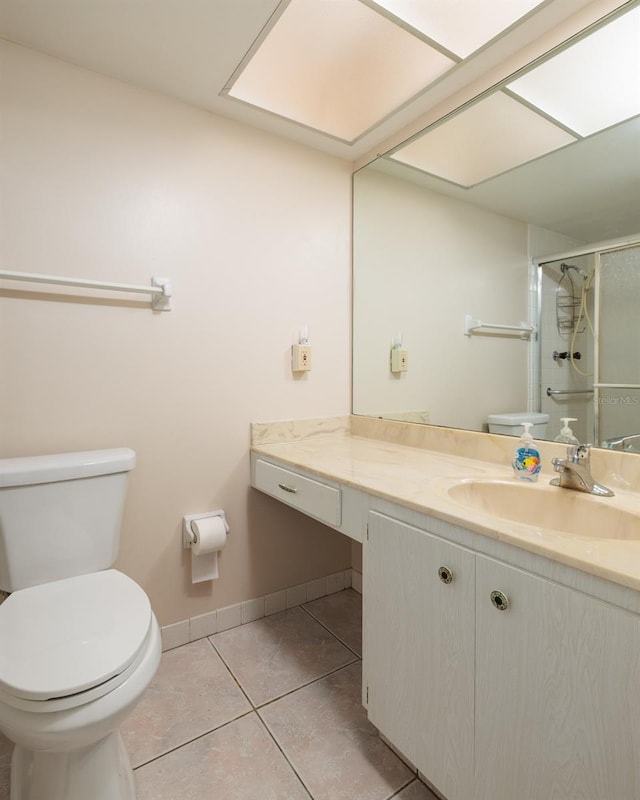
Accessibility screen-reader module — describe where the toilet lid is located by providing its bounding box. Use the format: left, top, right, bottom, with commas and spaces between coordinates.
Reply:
0, 570, 151, 701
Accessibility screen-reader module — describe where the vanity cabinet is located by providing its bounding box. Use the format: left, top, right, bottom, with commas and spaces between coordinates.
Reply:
364, 511, 475, 800
364, 511, 640, 800
475, 555, 640, 800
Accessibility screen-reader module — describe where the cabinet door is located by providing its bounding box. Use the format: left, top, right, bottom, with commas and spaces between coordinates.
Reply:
364, 511, 475, 800
475, 556, 640, 800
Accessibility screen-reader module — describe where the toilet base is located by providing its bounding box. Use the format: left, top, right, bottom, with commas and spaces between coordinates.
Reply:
10, 732, 135, 800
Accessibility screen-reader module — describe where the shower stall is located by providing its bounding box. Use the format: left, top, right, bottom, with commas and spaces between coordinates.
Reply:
536, 239, 640, 450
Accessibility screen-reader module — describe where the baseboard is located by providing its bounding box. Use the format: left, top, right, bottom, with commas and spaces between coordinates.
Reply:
161, 567, 357, 651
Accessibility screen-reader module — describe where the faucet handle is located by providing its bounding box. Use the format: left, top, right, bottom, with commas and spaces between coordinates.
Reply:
566, 444, 580, 462
577, 444, 592, 462
565, 443, 591, 463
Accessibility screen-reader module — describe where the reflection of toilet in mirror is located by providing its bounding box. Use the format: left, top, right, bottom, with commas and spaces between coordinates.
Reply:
487, 412, 549, 439
0, 449, 161, 800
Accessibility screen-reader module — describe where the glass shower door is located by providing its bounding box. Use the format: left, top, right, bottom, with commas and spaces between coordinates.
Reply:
597, 244, 640, 450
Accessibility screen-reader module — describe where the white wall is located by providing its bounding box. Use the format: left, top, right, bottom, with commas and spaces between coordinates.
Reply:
528, 225, 584, 262
0, 42, 353, 624
353, 166, 529, 431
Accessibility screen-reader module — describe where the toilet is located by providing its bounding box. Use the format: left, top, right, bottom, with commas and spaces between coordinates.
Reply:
0, 449, 161, 800
487, 412, 550, 439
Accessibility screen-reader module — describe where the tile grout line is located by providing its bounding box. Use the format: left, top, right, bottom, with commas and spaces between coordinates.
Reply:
133, 637, 259, 772
132, 595, 364, 791
300, 601, 362, 659
204, 634, 256, 708
255, 662, 418, 800
212, 624, 361, 714
386, 778, 424, 799
141, 629, 360, 794
129, 599, 428, 800
131, 707, 255, 771
255, 658, 361, 712
296, 601, 424, 800
253, 711, 315, 800
206, 604, 361, 711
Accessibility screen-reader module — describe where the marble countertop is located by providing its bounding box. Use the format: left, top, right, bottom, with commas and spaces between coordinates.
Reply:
251, 416, 640, 592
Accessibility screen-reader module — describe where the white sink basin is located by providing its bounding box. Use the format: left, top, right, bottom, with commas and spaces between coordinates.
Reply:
447, 479, 640, 539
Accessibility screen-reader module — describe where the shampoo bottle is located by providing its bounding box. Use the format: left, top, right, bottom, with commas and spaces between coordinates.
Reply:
554, 418, 580, 445
512, 422, 541, 482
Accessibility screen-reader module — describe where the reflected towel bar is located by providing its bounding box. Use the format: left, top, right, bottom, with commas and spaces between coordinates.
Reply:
546, 388, 594, 397
594, 383, 640, 390
464, 315, 535, 338
0, 269, 173, 311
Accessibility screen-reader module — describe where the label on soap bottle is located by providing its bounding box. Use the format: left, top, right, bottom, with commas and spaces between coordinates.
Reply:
512, 447, 541, 481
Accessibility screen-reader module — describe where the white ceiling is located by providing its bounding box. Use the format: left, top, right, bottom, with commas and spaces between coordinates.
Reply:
1, 0, 638, 242
0, 0, 614, 164
375, 113, 640, 243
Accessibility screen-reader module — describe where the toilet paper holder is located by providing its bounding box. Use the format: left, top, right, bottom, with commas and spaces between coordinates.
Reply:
182, 510, 229, 549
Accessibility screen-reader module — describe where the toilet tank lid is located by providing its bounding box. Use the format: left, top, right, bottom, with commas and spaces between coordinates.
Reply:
0, 448, 135, 487
487, 413, 550, 425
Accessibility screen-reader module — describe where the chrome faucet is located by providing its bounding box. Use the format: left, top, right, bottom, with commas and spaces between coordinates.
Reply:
551, 444, 614, 497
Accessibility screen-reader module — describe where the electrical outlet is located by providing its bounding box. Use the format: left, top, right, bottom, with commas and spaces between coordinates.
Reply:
391, 348, 408, 373
292, 344, 312, 372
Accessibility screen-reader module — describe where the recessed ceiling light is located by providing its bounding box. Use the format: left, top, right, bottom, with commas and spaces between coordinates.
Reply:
370, 0, 545, 58
225, 0, 456, 142
508, 6, 640, 136
390, 92, 576, 187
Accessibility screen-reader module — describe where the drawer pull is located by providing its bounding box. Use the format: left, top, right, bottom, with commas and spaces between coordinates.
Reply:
490, 590, 510, 611
438, 566, 454, 584
278, 483, 298, 494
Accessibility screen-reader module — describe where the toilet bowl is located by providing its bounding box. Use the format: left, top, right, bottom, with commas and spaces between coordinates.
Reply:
0, 449, 161, 800
0, 570, 161, 800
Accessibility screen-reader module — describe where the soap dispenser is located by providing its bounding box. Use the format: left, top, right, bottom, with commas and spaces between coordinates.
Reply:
512, 422, 541, 482
555, 418, 580, 445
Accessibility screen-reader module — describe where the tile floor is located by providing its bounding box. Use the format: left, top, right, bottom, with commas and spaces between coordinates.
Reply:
0, 589, 438, 800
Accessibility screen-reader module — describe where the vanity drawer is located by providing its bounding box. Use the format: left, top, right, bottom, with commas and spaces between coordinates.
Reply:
254, 459, 341, 527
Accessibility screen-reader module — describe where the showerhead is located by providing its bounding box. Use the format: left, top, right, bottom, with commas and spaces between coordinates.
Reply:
561, 262, 588, 280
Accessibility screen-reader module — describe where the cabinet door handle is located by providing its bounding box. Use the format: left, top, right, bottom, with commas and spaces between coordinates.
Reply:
278, 483, 298, 494
490, 590, 510, 611
438, 566, 454, 584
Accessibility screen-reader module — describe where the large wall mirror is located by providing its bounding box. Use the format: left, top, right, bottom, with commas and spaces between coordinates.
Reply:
353, 1, 640, 449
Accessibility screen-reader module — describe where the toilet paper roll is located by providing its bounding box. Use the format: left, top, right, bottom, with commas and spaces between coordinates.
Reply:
190, 515, 228, 583
191, 515, 227, 555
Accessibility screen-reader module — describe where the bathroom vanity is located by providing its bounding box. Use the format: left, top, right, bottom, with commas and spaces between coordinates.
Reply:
251, 416, 640, 800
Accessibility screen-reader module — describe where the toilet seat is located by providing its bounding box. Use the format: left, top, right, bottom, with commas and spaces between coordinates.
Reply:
0, 570, 152, 712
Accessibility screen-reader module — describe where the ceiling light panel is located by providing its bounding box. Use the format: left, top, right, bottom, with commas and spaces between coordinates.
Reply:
370, 0, 545, 58
508, 6, 640, 136
226, 0, 456, 142
390, 91, 576, 187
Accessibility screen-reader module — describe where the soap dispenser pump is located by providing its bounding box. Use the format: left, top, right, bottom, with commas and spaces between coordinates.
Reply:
555, 418, 580, 445
512, 422, 541, 482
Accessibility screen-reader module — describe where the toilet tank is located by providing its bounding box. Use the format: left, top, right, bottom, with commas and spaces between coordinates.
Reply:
0, 449, 135, 592
487, 412, 550, 439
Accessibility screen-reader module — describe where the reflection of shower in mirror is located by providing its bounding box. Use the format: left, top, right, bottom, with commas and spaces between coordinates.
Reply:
541, 253, 595, 445
538, 241, 640, 448
561, 262, 588, 280
556, 262, 594, 377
